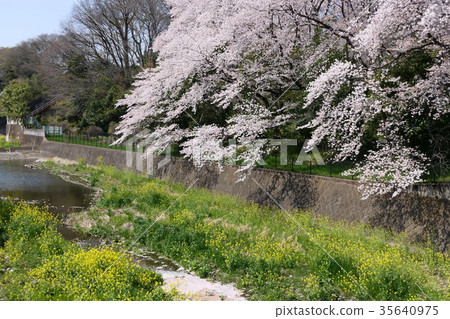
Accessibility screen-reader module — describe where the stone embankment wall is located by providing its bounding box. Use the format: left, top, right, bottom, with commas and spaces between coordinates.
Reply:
5, 124, 44, 149
38, 140, 449, 251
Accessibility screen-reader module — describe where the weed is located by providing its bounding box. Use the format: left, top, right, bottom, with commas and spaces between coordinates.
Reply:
0, 201, 181, 301
46, 161, 449, 301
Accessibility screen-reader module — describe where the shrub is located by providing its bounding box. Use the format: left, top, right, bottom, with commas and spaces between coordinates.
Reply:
0, 199, 14, 247
22, 247, 172, 301
0, 202, 177, 301
7, 204, 58, 241
0, 136, 20, 151
85, 126, 104, 137
98, 185, 135, 209
75, 158, 87, 170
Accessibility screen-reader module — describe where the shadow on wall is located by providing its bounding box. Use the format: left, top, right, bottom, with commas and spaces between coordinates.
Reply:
39, 141, 450, 252
153, 158, 318, 210
372, 194, 449, 252
247, 169, 318, 210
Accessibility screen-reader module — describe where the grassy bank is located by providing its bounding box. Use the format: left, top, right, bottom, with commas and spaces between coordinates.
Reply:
0, 136, 20, 151
0, 199, 180, 301
41, 159, 449, 301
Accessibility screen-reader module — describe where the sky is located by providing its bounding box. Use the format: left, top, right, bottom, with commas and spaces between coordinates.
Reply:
0, 0, 75, 48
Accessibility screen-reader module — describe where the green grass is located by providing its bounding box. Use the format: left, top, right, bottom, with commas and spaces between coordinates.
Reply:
0, 136, 20, 151
41, 160, 449, 301
0, 199, 181, 301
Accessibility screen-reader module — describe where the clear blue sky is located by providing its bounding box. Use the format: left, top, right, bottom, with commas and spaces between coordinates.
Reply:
0, 0, 75, 47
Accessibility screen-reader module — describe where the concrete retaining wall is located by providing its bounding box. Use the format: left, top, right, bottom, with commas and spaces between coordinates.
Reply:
5, 124, 23, 142
39, 140, 449, 251
23, 128, 45, 137
6, 124, 45, 150
41, 140, 130, 169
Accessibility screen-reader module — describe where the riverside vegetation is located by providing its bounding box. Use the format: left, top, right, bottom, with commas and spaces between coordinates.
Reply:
37, 159, 449, 301
0, 136, 20, 151
0, 200, 181, 300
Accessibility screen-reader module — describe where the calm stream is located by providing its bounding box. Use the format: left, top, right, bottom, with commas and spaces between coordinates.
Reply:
0, 159, 92, 241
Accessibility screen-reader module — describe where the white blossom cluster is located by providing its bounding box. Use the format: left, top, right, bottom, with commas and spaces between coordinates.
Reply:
116, 0, 449, 198
305, 0, 449, 197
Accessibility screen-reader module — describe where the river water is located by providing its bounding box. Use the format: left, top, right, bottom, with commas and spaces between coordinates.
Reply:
0, 158, 245, 300
0, 159, 92, 241
0, 159, 179, 264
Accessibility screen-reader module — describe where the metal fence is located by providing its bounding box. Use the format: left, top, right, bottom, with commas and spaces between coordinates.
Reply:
46, 132, 125, 150
46, 132, 449, 183
260, 157, 358, 179
44, 126, 63, 135
423, 163, 450, 183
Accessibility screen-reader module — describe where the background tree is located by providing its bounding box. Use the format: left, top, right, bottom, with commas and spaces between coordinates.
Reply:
0, 77, 42, 122
64, 0, 169, 87
0, 47, 16, 90
0, 0, 169, 133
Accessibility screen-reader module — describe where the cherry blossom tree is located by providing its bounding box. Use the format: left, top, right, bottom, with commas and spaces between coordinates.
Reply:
116, 0, 351, 164
116, 0, 449, 197
304, 0, 449, 197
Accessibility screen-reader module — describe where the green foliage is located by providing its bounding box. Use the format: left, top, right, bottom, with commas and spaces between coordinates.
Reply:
83, 77, 126, 132
0, 199, 14, 247
89, 171, 101, 187
46, 134, 126, 151
7, 203, 59, 242
0, 79, 33, 121
1, 204, 72, 276
0, 47, 18, 89
98, 185, 135, 209
76, 158, 87, 170
389, 50, 435, 85
264, 155, 355, 179
20, 247, 171, 301
65, 55, 89, 78
0, 136, 20, 151
0, 75, 42, 121
56, 162, 449, 301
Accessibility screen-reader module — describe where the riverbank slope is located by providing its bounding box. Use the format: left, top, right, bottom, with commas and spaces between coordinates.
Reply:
40, 160, 449, 301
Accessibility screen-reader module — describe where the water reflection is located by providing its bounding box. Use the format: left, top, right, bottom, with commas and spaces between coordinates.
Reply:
0, 159, 92, 240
